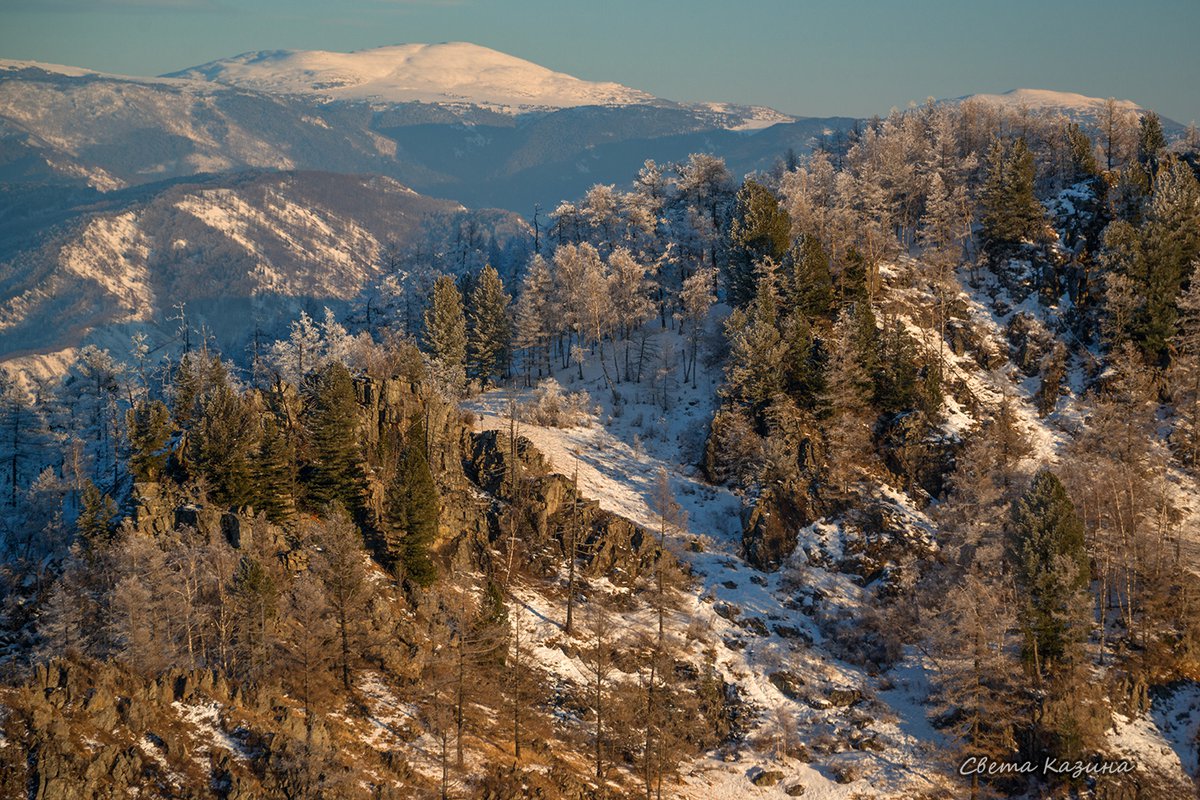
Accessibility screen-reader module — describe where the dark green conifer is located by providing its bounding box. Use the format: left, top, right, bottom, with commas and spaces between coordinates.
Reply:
468, 264, 512, 386
302, 362, 363, 513
126, 400, 173, 483
384, 426, 440, 586
782, 234, 834, 321
1010, 470, 1088, 669
727, 178, 791, 307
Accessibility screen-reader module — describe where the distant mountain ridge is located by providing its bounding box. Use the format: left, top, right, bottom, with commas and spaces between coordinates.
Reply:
165, 43, 662, 112
949, 87, 1185, 132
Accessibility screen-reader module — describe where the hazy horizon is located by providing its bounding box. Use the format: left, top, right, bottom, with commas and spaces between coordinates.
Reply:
1, 0, 1197, 124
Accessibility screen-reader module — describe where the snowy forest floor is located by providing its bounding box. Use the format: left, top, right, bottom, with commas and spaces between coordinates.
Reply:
464, 259, 1200, 798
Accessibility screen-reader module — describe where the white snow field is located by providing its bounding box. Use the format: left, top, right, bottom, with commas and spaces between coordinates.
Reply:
168, 43, 659, 112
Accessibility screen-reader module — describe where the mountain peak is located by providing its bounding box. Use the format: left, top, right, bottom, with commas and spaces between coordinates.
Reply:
956, 87, 1143, 113
166, 43, 660, 111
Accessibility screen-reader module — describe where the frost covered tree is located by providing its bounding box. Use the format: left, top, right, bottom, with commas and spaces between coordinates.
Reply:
1170, 262, 1200, 469
781, 233, 834, 321
608, 246, 656, 380
513, 254, 554, 384
425, 275, 468, 392
1136, 156, 1200, 361
677, 265, 717, 388
269, 311, 324, 386
468, 264, 512, 387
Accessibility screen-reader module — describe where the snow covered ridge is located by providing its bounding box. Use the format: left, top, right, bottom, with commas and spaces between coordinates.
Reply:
165, 42, 662, 112
956, 88, 1144, 114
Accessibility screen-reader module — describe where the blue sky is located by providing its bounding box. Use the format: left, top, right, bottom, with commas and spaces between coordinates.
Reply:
2, 0, 1197, 124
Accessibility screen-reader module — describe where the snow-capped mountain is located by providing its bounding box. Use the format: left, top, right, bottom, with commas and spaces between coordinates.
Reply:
0, 50, 839, 213
166, 43, 661, 112
950, 87, 1184, 131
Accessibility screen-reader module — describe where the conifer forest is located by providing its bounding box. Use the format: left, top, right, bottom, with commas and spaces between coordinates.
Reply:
0, 20, 1199, 800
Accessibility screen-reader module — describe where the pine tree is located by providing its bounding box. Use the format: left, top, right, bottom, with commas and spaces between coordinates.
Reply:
253, 414, 297, 524
722, 260, 785, 418
1064, 122, 1099, 184
980, 137, 1045, 258
302, 362, 363, 513
1137, 112, 1166, 174
193, 383, 259, 508
781, 233, 834, 321
468, 265, 512, 387
126, 400, 172, 484
1136, 156, 1200, 361
727, 178, 791, 307
76, 481, 117, 553
384, 427, 440, 586
425, 274, 468, 390
1010, 470, 1088, 672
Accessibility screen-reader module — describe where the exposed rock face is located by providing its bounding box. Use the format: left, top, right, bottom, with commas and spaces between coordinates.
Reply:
741, 485, 813, 572
462, 430, 663, 584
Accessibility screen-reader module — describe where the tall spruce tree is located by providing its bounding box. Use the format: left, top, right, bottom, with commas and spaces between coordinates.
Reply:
425, 274, 468, 389
253, 415, 297, 524
980, 137, 1045, 258
468, 265, 512, 387
384, 426, 440, 586
727, 178, 791, 307
1136, 156, 1200, 362
126, 400, 172, 484
193, 383, 259, 508
1010, 469, 1088, 671
781, 233, 834, 321
302, 362, 362, 513
1137, 112, 1166, 175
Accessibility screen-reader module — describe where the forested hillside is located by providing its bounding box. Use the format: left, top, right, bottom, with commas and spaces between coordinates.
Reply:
0, 96, 1199, 799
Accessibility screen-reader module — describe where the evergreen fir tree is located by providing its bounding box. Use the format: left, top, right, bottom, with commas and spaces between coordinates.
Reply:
980, 137, 1045, 258
721, 260, 785, 419
253, 415, 297, 524
193, 383, 259, 508
1010, 469, 1089, 670
384, 426, 440, 586
76, 481, 117, 553
727, 178, 791, 307
781, 233, 834, 321
1137, 112, 1166, 175
1136, 156, 1200, 361
425, 274, 468, 389
467, 264, 512, 387
126, 400, 173, 483
302, 362, 363, 513
1064, 122, 1099, 184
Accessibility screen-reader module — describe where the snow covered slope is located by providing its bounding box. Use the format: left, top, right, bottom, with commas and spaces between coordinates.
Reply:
168, 43, 661, 112
0, 171, 527, 379
949, 88, 1185, 132
961, 88, 1142, 114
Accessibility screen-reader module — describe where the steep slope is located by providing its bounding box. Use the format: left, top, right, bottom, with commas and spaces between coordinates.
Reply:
0, 171, 528, 376
0, 53, 834, 213
167, 43, 660, 111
